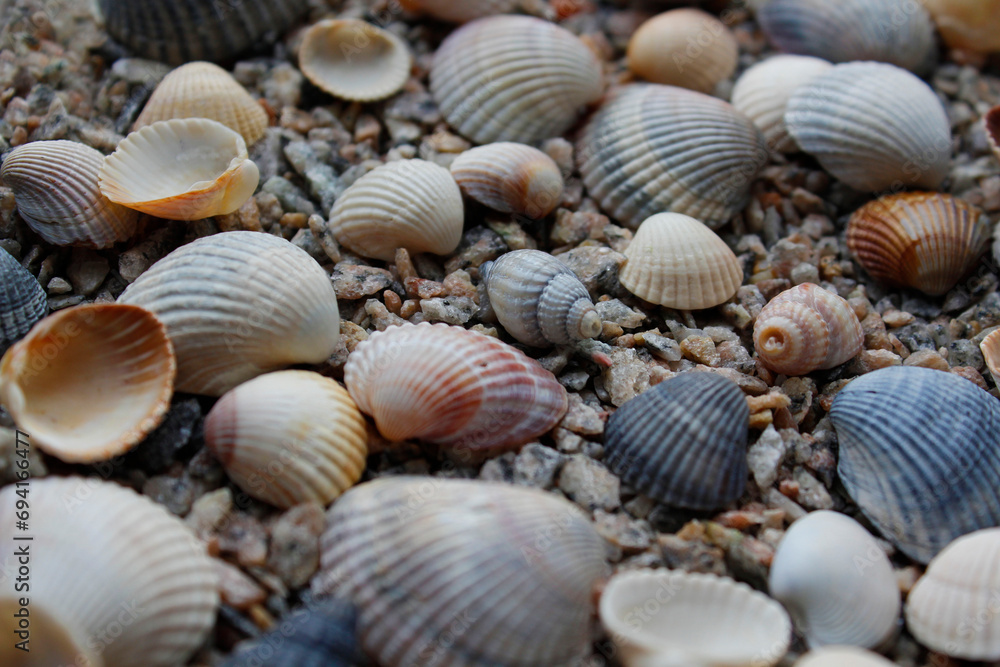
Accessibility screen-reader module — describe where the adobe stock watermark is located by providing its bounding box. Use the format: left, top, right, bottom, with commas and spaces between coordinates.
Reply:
9, 430, 31, 655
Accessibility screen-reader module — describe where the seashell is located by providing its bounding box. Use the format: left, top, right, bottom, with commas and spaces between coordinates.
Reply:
730, 55, 833, 153
919, 0, 1000, 53
785, 62, 951, 192
481, 249, 601, 347
769, 511, 901, 649
450, 142, 564, 218
99, 118, 259, 220
399, 0, 518, 23
315, 476, 608, 667
985, 104, 1000, 162
0, 476, 217, 667
204, 370, 368, 509
430, 15, 603, 144
133, 61, 269, 145
980, 328, 1000, 387
118, 231, 340, 397
795, 646, 896, 667
1, 140, 141, 247
0, 304, 175, 463
603, 372, 749, 510
619, 212, 743, 310
328, 159, 463, 261
299, 19, 412, 102
829, 365, 1000, 563
599, 569, 792, 667
753, 283, 864, 376
847, 192, 989, 296
343, 322, 567, 451
0, 248, 46, 351
577, 84, 768, 229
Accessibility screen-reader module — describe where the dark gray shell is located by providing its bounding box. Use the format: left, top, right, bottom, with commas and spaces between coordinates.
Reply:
604, 372, 749, 510
0, 248, 47, 351
830, 365, 1000, 563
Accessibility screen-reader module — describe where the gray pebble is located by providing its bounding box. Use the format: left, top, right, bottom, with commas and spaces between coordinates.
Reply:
557, 455, 620, 511
66, 248, 109, 296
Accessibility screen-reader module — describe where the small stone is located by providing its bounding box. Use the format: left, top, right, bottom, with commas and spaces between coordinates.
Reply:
217, 198, 264, 233
255, 192, 284, 227
559, 370, 590, 391
550, 210, 609, 246
442, 270, 478, 301
746, 391, 791, 413
66, 248, 109, 295
846, 349, 901, 374
262, 176, 315, 217
764, 487, 807, 522
186, 488, 234, 539
487, 219, 537, 251
792, 467, 834, 510
218, 513, 270, 568
419, 296, 477, 324
479, 452, 516, 483
308, 214, 341, 263
142, 472, 196, 516
557, 245, 625, 296
119, 225, 179, 283
560, 393, 605, 436
330, 263, 394, 300
594, 510, 653, 553
601, 347, 650, 407
443, 227, 507, 273
679, 335, 720, 367
513, 443, 564, 489
747, 425, 786, 489
541, 137, 574, 175
658, 534, 727, 575
789, 261, 820, 285
213, 559, 267, 610
46, 276, 72, 294
280, 212, 309, 228
639, 331, 682, 362
947, 338, 984, 370
951, 366, 988, 390
557, 455, 620, 511
903, 349, 951, 371
268, 502, 325, 589
881, 309, 916, 328
595, 299, 644, 328
125, 398, 201, 474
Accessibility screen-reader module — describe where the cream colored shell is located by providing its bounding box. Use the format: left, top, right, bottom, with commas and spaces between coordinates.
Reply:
795, 646, 896, 667
920, 0, 1000, 52
980, 328, 1000, 387
450, 142, 564, 218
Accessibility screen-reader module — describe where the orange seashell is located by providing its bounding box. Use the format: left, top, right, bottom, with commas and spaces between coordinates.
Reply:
980, 328, 1000, 387
919, 0, 1000, 53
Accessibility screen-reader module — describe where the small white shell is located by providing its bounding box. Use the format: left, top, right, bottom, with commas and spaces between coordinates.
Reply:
795, 646, 896, 667
450, 142, 564, 218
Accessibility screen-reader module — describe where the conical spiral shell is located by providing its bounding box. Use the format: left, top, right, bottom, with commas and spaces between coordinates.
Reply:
315, 476, 608, 667
430, 15, 603, 144
1, 140, 141, 247
795, 647, 896, 667
0, 248, 46, 351
577, 84, 768, 229
450, 143, 564, 218
980, 328, 1000, 387
919, 0, 1000, 53
400, 0, 518, 23
344, 322, 567, 451
753, 283, 863, 376
118, 231, 340, 397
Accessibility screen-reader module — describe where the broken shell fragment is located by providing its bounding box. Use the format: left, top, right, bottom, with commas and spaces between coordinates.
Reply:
399, 0, 518, 23
0, 248, 47, 351
920, 0, 1000, 53
450, 142, 564, 218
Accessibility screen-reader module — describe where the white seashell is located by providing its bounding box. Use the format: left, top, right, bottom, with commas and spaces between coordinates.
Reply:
795, 646, 896, 666
450, 142, 564, 218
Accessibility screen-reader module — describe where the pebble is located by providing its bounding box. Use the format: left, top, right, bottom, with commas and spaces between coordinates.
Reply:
658, 533, 727, 575
142, 471, 196, 516
64, 249, 107, 295
218, 513, 270, 568
679, 335, 720, 367
557, 455, 621, 511
214, 559, 267, 610
747, 425, 786, 489
268, 503, 325, 589
46, 276, 72, 294
513, 443, 564, 489
419, 296, 477, 324
638, 331, 682, 362
262, 176, 316, 217
558, 245, 626, 298
594, 509, 653, 553
792, 467, 834, 510
118, 225, 179, 283
600, 347, 650, 407
947, 338, 984, 370
125, 398, 201, 474
442, 227, 507, 273
903, 349, 951, 371
559, 393, 605, 436
595, 298, 644, 328
330, 263, 394, 300
186, 488, 234, 540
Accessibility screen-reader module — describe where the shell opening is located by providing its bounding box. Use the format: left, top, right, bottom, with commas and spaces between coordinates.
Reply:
577, 306, 603, 340
761, 328, 786, 353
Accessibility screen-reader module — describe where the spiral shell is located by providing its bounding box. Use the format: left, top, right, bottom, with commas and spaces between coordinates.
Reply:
980, 328, 1000, 387
482, 249, 601, 347
450, 143, 564, 218
0, 248, 46, 351
430, 15, 603, 144
920, 0, 1000, 52
795, 647, 896, 667
400, 0, 518, 23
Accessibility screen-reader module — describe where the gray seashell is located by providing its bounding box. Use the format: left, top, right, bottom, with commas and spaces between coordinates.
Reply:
0, 248, 46, 351
829, 365, 1000, 563
604, 371, 749, 510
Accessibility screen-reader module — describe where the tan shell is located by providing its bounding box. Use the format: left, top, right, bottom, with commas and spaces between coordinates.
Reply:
0, 304, 175, 463
985, 105, 1000, 162
980, 328, 1000, 387
0, 140, 141, 247
919, 0, 1000, 52
400, 0, 518, 22
450, 142, 564, 218
795, 647, 896, 667
620, 213, 743, 310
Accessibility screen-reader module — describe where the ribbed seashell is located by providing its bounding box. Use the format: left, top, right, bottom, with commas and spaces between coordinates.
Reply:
577, 84, 768, 229
985, 105, 1000, 162
795, 647, 896, 667
0, 304, 175, 463
847, 192, 989, 296
619, 213, 743, 310
430, 15, 603, 144
133, 61, 268, 145
599, 569, 792, 667
399, 0, 518, 23
785, 62, 951, 192
604, 372, 749, 510
118, 231, 340, 397
0, 248, 46, 351
920, 0, 1000, 52
344, 323, 567, 450
769, 511, 901, 649
753, 283, 864, 376
830, 365, 1000, 563
300, 19, 412, 102
328, 159, 463, 261
450, 143, 564, 218
980, 328, 1000, 387
481, 249, 602, 347
205, 371, 367, 509
315, 477, 608, 667
1, 140, 141, 247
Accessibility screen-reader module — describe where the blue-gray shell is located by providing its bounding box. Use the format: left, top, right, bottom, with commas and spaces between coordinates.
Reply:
0, 248, 47, 351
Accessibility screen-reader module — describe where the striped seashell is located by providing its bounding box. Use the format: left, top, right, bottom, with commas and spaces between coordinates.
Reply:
753, 283, 864, 376
0, 304, 175, 463
795, 647, 896, 667
0, 476, 218, 667
830, 365, 1000, 563
619, 212, 743, 310
481, 249, 602, 347
604, 372, 749, 510
920, 0, 1000, 52
344, 322, 567, 451
118, 231, 340, 397
205, 371, 368, 509
315, 476, 608, 667
577, 84, 768, 229
400, 0, 518, 23
785, 62, 951, 192
1, 140, 141, 247
847, 192, 989, 296
985, 105, 1000, 162
980, 328, 1000, 387
0, 248, 46, 351
430, 15, 603, 144
328, 159, 463, 262
450, 142, 564, 218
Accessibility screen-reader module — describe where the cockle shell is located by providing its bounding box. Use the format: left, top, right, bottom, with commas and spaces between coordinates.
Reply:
344, 322, 567, 451
620, 213, 743, 310
785, 62, 951, 192
1, 140, 141, 247
985, 105, 1000, 162
829, 365, 1000, 563
315, 476, 608, 667
604, 372, 749, 510
980, 328, 1000, 387
299, 19, 412, 102
328, 159, 463, 261
577, 84, 768, 229
753, 283, 863, 376
481, 249, 602, 347
795, 647, 896, 667
919, 0, 1000, 52
0, 477, 218, 667
0, 304, 175, 463
0, 248, 46, 351
430, 15, 603, 144
450, 142, 564, 218
599, 569, 792, 667
118, 231, 340, 397
205, 371, 368, 509
769, 511, 901, 649
847, 192, 989, 296
399, 0, 518, 23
